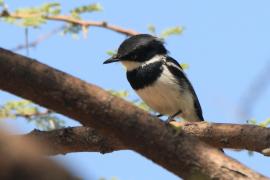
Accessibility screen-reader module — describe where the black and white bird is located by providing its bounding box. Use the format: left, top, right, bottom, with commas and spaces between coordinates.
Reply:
103, 34, 204, 123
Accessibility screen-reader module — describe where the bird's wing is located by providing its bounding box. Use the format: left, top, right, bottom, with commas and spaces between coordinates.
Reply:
165, 56, 204, 121
164, 56, 183, 70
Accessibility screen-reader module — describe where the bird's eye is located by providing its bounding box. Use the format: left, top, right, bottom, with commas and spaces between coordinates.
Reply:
124, 53, 137, 60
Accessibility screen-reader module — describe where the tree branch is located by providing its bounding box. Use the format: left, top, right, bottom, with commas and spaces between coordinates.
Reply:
0, 47, 268, 179
23, 122, 270, 156
25, 126, 125, 155
171, 121, 270, 156
2, 13, 139, 36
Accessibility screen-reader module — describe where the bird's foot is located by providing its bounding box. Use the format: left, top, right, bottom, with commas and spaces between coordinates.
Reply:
165, 110, 182, 125
165, 116, 175, 124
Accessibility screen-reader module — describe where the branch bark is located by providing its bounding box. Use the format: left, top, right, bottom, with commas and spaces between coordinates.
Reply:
1, 12, 139, 36
25, 127, 125, 155
0, 47, 268, 180
23, 122, 270, 156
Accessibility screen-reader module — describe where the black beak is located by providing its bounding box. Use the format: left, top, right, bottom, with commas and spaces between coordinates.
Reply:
103, 55, 121, 64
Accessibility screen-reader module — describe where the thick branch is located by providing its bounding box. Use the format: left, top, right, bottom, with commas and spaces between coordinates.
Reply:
0, 48, 268, 180
2, 13, 139, 36
24, 122, 270, 156
25, 127, 125, 155
171, 121, 270, 156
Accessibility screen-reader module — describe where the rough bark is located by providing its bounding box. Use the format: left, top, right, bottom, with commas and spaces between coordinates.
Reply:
171, 121, 270, 156
0, 47, 268, 180
25, 127, 125, 155
23, 122, 270, 156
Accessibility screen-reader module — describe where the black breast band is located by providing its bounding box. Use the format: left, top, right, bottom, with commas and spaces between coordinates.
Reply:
126, 61, 163, 90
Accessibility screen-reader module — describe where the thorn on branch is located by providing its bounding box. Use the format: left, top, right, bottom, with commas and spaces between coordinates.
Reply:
0, 9, 9, 16
31, 128, 42, 134
99, 139, 114, 154
101, 21, 107, 27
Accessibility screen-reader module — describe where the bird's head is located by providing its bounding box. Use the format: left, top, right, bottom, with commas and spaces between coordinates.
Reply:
103, 34, 167, 71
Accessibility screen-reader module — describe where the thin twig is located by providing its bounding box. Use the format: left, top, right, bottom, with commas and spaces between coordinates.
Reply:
12, 26, 65, 52
14, 109, 53, 119
237, 61, 270, 120
25, 28, 29, 55
4, 13, 139, 36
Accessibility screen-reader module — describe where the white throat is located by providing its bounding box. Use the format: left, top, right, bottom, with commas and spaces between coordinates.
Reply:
121, 55, 165, 71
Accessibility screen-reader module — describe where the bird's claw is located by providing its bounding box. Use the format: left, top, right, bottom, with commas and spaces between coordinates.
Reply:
156, 114, 163, 118
165, 110, 181, 124
165, 117, 175, 124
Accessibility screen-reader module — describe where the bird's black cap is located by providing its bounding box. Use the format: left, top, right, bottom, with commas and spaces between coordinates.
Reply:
103, 34, 167, 64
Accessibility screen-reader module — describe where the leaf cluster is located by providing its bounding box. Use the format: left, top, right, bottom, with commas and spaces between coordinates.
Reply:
0, 100, 64, 130
70, 3, 102, 19
1, 2, 61, 27
62, 3, 102, 36
247, 118, 270, 127
1, 2, 102, 30
147, 24, 183, 39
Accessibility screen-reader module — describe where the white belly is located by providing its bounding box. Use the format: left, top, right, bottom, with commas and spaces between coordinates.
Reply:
136, 67, 197, 121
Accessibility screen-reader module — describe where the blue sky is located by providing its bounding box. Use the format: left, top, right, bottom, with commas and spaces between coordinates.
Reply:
1, 0, 270, 179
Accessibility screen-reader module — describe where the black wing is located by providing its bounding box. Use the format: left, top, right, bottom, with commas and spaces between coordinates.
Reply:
165, 56, 204, 121
164, 56, 183, 70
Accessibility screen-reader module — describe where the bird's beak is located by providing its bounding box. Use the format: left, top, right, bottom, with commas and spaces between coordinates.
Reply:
103, 55, 121, 64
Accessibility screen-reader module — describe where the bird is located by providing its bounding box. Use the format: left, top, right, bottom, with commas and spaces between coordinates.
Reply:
103, 34, 204, 123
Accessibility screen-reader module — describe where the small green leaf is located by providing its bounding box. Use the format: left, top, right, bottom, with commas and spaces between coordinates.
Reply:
109, 90, 129, 99
70, 3, 103, 15
147, 24, 156, 35
247, 119, 257, 125
62, 24, 82, 35
106, 50, 117, 56
70, 11, 80, 19
15, 7, 40, 15
3, 17, 16, 24
43, 2, 61, 15
50, 9, 61, 15
160, 26, 183, 39
258, 118, 270, 127
180, 63, 189, 70
0, 100, 65, 130
247, 118, 270, 127
21, 17, 46, 28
